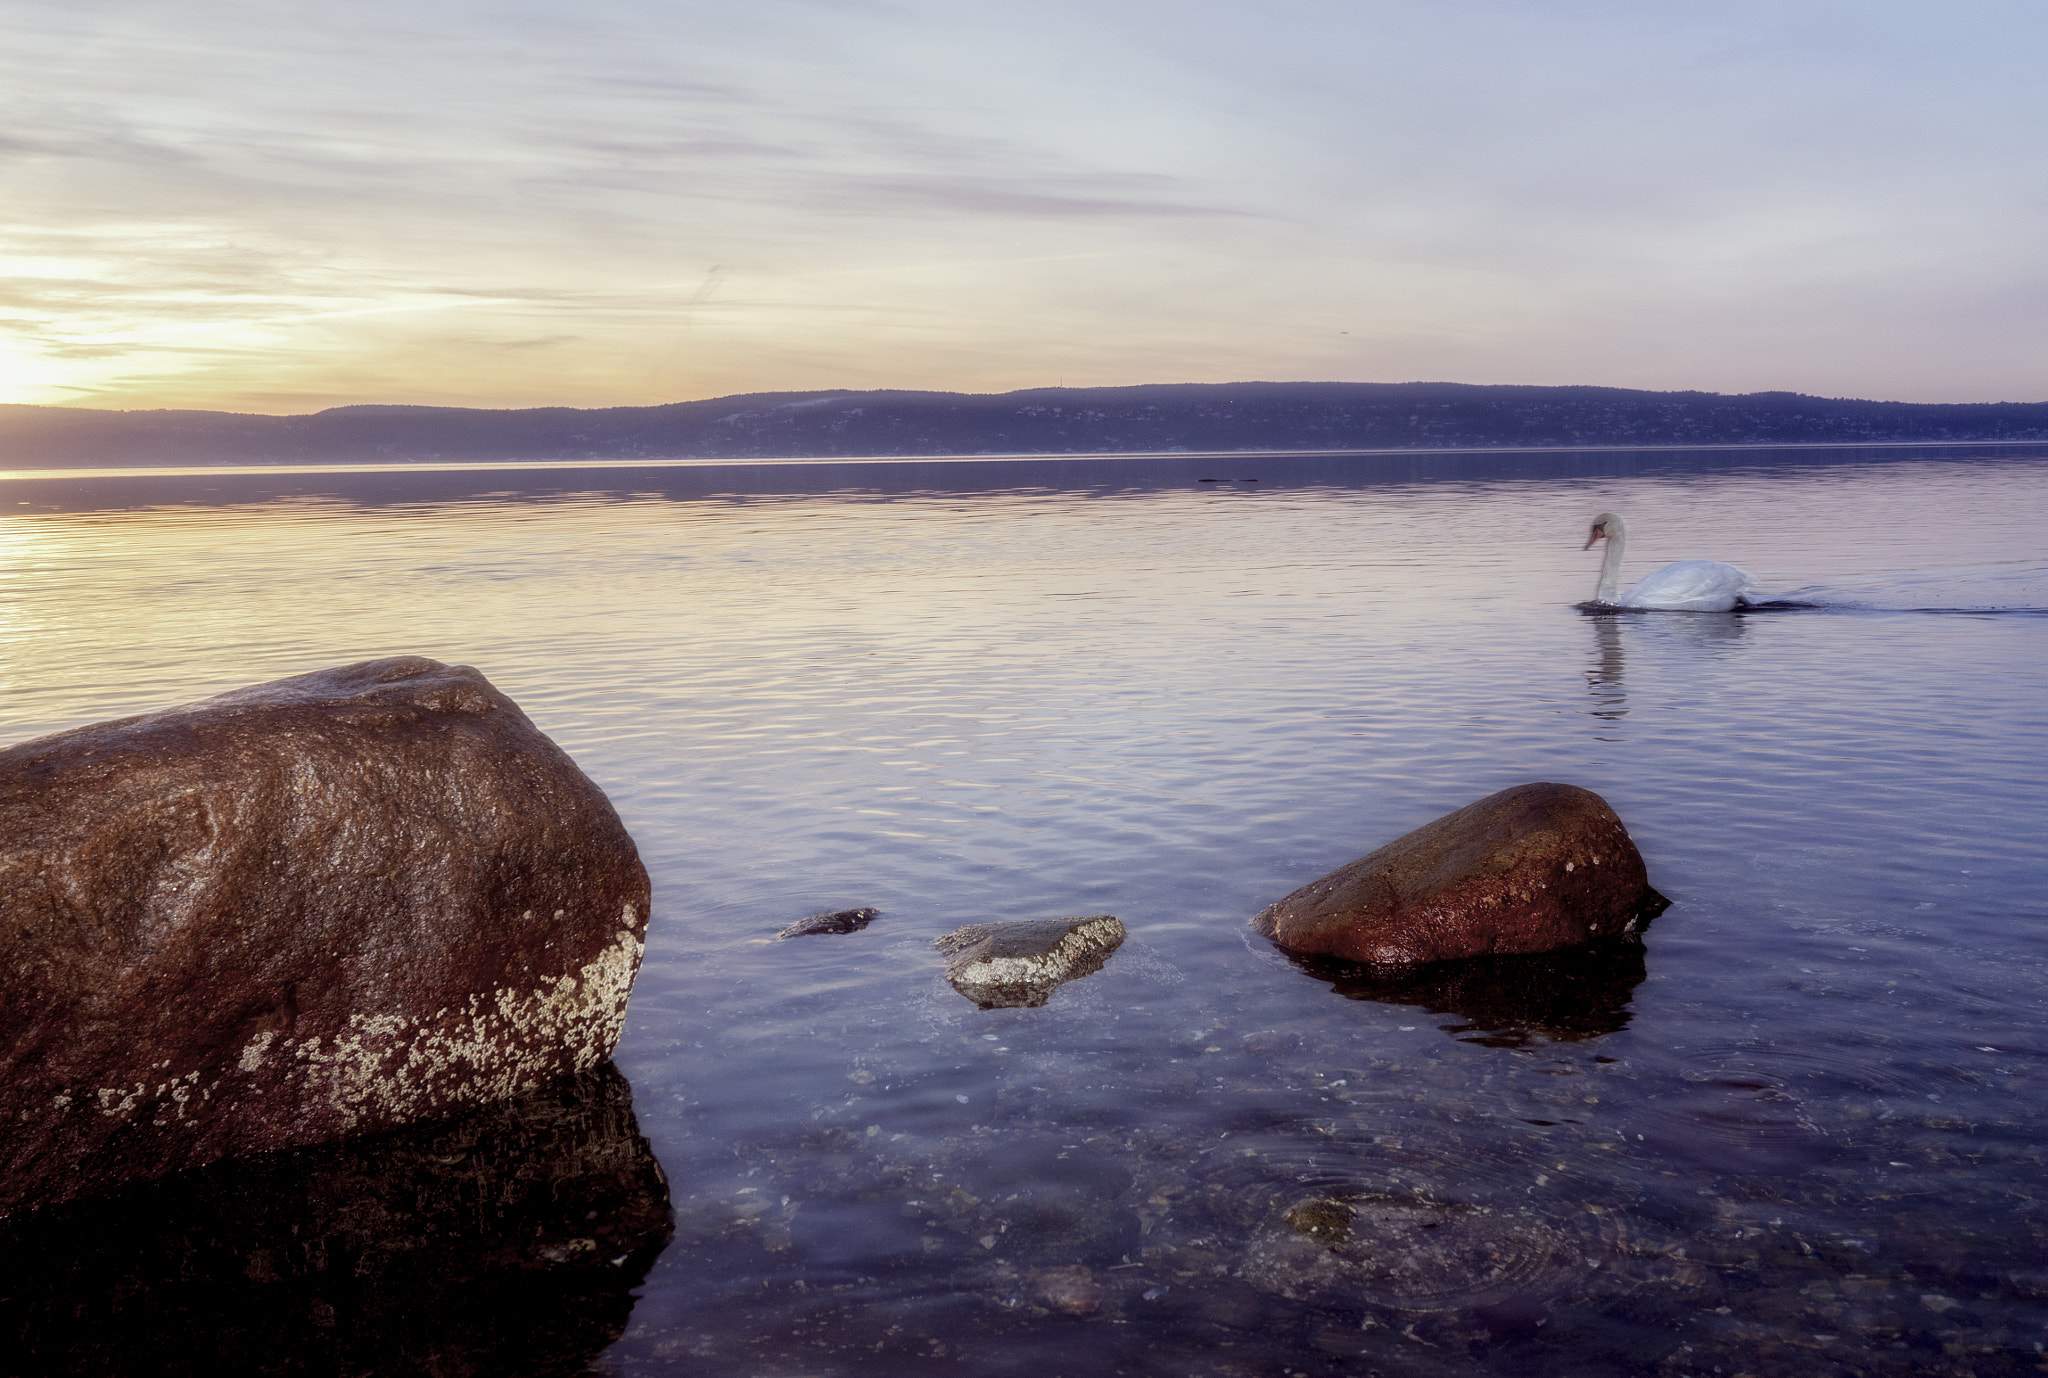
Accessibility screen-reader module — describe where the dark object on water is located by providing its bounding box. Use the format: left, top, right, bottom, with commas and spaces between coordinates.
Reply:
777, 907, 880, 939
0, 1063, 673, 1377
935, 915, 1125, 1008
1251, 783, 1657, 967
1287, 925, 1662, 1047
0, 657, 650, 1216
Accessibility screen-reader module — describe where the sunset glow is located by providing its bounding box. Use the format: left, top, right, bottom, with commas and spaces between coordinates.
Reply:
5, 1, 2046, 413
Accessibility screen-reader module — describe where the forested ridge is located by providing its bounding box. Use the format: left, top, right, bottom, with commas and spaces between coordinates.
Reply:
6, 381, 2047, 467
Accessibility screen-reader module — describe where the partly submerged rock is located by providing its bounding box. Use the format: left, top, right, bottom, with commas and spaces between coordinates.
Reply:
1251, 783, 1657, 966
0, 656, 650, 1216
1241, 1193, 1584, 1312
778, 907, 879, 939
934, 916, 1124, 1009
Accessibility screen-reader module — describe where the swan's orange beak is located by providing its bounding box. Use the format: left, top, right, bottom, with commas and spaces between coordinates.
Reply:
1583, 523, 1606, 549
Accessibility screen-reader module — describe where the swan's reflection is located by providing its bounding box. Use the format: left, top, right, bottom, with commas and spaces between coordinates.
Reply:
1286, 933, 1658, 1048
1585, 615, 1628, 720
1637, 609, 1748, 653
1582, 609, 1750, 723
0, 1063, 673, 1374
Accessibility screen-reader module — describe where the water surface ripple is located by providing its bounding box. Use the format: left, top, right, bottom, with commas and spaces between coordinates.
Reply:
3, 448, 2046, 1376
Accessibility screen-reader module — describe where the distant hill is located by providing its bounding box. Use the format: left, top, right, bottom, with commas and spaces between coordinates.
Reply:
5, 382, 2048, 468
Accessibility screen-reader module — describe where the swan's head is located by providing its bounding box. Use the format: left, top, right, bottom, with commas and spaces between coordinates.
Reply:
1584, 512, 1623, 550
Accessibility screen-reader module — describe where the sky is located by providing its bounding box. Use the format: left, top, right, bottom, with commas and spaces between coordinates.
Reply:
4, 0, 2046, 414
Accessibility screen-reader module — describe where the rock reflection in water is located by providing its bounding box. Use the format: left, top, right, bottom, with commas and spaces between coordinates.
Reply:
0, 1064, 672, 1377
1286, 935, 1657, 1047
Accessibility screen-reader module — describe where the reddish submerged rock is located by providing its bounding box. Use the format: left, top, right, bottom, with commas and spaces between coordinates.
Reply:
1251, 783, 1654, 966
0, 657, 650, 1216
1030, 1264, 1105, 1316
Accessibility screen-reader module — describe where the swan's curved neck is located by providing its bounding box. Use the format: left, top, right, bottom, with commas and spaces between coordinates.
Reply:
1596, 516, 1628, 603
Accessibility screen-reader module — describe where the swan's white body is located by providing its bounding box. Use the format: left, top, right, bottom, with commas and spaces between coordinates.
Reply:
1583, 512, 1757, 611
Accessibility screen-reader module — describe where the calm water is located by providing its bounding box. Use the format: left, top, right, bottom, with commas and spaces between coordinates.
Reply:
3, 446, 2047, 1376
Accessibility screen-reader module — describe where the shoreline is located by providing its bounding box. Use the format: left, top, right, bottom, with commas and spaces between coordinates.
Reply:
6, 436, 2048, 483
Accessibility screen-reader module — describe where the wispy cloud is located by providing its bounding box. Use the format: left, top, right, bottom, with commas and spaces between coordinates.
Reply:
3, 0, 2046, 409
804, 176, 1252, 220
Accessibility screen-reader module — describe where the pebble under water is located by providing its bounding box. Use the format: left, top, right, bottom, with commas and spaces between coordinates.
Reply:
2, 444, 2046, 1376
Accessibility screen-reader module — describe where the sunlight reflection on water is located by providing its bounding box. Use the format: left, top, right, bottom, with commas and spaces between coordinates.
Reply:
3, 448, 2046, 1376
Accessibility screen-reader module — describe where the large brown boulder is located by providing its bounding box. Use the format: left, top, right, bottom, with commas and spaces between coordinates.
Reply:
1251, 783, 1654, 966
0, 657, 650, 1216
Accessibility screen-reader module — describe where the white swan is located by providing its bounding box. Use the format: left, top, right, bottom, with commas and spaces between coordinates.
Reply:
1582, 512, 1758, 611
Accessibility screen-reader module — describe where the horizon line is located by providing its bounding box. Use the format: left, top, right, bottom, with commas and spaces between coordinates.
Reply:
7, 437, 2048, 484
14, 377, 2048, 418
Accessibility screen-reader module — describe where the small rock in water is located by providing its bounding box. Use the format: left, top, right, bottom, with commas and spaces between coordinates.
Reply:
1030, 1264, 1104, 1316
1251, 782, 1660, 966
777, 907, 880, 939
934, 916, 1125, 1009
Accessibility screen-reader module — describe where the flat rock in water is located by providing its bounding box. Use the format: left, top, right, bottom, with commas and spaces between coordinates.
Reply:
1251, 782, 1656, 966
934, 916, 1124, 1009
777, 907, 879, 939
0, 657, 650, 1216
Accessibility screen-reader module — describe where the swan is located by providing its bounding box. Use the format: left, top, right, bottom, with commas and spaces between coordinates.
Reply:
1582, 512, 1758, 611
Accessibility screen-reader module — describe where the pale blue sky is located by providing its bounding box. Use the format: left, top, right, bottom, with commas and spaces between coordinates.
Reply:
4, 0, 2044, 410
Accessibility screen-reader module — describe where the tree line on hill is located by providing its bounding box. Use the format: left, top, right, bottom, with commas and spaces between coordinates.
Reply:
4, 381, 2047, 467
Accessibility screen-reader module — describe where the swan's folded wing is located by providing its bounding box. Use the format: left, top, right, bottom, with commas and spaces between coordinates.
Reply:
1620, 560, 1758, 611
